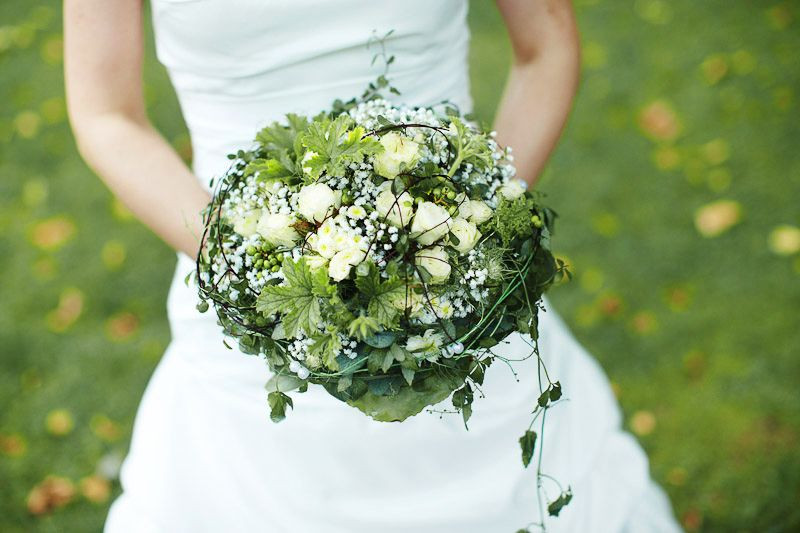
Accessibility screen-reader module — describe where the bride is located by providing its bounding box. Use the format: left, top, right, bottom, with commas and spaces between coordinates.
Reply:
64, 1, 682, 531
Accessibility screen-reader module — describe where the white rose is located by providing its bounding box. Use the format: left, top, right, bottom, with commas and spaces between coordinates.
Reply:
414, 246, 451, 284
374, 132, 420, 179
455, 193, 472, 219
449, 218, 481, 254
468, 200, 493, 225
410, 201, 452, 245
232, 209, 263, 237
498, 179, 527, 200
328, 248, 366, 281
256, 212, 300, 248
297, 183, 337, 223
405, 329, 446, 355
375, 184, 415, 227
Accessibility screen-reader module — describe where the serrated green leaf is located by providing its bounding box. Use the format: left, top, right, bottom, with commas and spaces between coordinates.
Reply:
256, 257, 334, 338
354, 262, 406, 327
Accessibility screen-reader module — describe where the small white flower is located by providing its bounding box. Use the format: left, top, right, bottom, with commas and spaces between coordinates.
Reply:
410, 201, 452, 245
304, 254, 328, 271
297, 183, 338, 223
414, 246, 451, 284
346, 205, 367, 219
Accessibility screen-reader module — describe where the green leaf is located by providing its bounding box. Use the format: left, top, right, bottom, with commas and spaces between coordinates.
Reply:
549, 381, 563, 401
365, 330, 396, 349
267, 391, 293, 423
519, 430, 537, 468
244, 155, 296, 183
547, 489, 573, 517
256, 257, 334, 338
308, 328, 342, 371
354, 262, 406, 327
299, 115, 382, 179
348, 373, 463, 422
264, 373, 305, 393
256, 113, 309, 153
401, 366, 415, 386
348, 315, 381, 341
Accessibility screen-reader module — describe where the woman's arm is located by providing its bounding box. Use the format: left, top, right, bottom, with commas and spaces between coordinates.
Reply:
493, 0, 581, 187
64, 0, 211, 258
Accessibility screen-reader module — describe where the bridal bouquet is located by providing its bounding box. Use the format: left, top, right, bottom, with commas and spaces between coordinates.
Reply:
194, 75, 570, 517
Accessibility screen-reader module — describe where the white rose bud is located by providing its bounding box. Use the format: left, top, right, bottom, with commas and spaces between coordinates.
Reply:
375, 182, 415, 227
328, 248, 366, 281
449, 218, 481, 254
468, 200, 493, 225
498, 179, 527, 200
374, 132, 421, 179
232, 209, 263, 237
414, 246, 451, 284
297, 183, 337, 223
256, 212, 300, 248
410, 201, 452, 245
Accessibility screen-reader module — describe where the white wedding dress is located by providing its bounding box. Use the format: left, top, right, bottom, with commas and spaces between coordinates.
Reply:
105, 1, 682, 532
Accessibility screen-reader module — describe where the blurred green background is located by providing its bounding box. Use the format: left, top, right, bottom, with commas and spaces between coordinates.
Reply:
1, 0, 798, 531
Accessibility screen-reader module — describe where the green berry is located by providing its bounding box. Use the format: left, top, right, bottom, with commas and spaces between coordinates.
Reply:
254, 258, 264, 268
414, 197, 423, 205
531, 215, 543, 228
246, 246, 257, 256
446, 190, 456, 200
433, 187, 442, 196
271, 265, 280, 273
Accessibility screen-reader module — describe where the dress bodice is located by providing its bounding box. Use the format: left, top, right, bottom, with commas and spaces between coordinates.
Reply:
151, 0, 472, 187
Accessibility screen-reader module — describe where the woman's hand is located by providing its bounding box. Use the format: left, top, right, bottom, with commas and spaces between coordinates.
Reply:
64, 0, 211, 259
493, 0, 581, 187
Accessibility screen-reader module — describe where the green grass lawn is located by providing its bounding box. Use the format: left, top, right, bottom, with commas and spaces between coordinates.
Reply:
1, 1, 798, 531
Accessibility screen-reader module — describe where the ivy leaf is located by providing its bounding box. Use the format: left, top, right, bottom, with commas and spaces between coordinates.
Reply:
519, 430, 537, 468
256, 258, 334, 338
267, 391, 293, 423
549, 381, 563, 401
355, 262, 406, 327
547, 489, 573, 517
